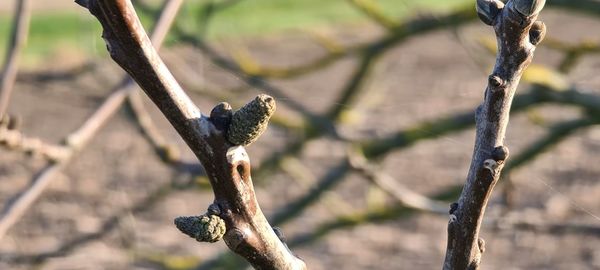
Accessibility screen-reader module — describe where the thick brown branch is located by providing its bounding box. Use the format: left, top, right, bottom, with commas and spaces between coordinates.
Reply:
443, 1, 547, 269
78, 0, 305, 269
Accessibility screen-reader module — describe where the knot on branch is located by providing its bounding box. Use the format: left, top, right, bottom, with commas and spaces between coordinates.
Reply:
449, 202, 459, 214
483, 159, 498, 172
174, 214, 226, 243
488, 75, 505, 89
529, 21, 547, 46
227, 94, 276, 146
224, 228, 249, 251
476, 0, 504, 26
511, 0, 546, 17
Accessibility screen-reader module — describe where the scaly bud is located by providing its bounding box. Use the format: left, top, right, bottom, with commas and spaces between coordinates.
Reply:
174, 214, 226, 243
227, 94, 276, 146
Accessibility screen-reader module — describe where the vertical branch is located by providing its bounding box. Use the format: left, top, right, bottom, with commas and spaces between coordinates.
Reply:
443, 1, 547, 269
0, 0, 32, 118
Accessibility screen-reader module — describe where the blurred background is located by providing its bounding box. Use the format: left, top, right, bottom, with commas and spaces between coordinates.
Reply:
0, 0, 599, 269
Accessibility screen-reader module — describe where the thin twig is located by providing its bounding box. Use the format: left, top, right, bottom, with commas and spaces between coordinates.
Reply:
348, 149, 449, 214
126, 90, 180, 163
0, 0, 32, 119
0, 127, 71, 161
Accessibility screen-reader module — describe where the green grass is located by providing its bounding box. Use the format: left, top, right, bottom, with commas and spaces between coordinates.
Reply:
204, 0, 471, 38
0, 12, 103, 66
0, 0, 470, 67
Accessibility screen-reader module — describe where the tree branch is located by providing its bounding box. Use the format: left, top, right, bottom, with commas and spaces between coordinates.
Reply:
0, 126, 71, 161
0, 0, 32, 119
443, 1, 547, 269
78, 0, 305, 269
347, 149, 449, 214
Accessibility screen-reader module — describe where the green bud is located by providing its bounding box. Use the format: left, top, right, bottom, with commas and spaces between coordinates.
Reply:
227, 94, 276, 146
174, 214, 226, 243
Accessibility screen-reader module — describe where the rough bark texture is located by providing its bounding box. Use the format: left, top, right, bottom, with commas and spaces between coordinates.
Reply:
443, 0, 547, 269
77, 1, 305, 269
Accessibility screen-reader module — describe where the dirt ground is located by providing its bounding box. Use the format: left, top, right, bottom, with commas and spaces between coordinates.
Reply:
1, 8, 600, 270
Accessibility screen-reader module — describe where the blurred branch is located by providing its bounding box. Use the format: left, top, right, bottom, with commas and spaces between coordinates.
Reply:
0, 0, 184, 242
280, 157, 355, 215
271, 159, 352, 226
288, 185, 461, 248
0, 0, 32, 119
126, 90, 181, 163
348, 149, 449, 214
489, 217, 600, 236
500, 116, 599, 208
362, 83, 600, 160
16, 61, 98, 84
195, 0, 244, 35
360, 108, 476, 159
228, 40, 359, 79
506, 117, 599, 172
0, 126, 71, 161
346, 0, 398, 29
544, 37, 600, 73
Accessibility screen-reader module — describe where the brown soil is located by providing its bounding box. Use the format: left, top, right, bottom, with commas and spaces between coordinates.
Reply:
0, 9, 600, 270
